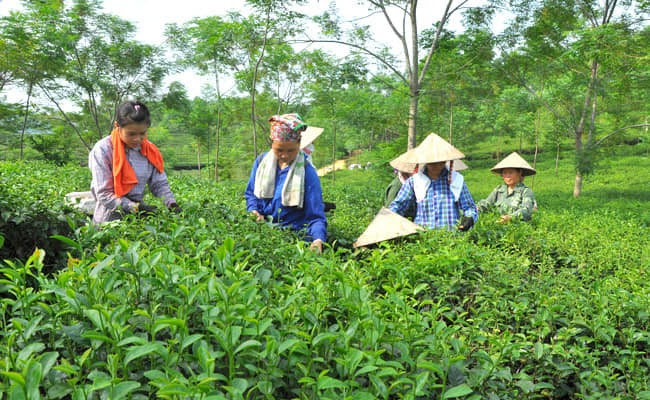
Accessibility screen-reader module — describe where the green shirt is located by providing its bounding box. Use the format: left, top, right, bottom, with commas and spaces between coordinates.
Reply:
477, 182, 536, 221
384, 176, 416, 219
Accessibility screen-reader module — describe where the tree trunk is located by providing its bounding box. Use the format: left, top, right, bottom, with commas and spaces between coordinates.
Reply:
448, 102, 453, 143
573, 125, 584, 197
214, 67, 222, 182
573, 171, 583, 198
215, 112, 221, 182
20, 84, 33, 160
332, 123, 337, 183
407, 92, 419, 150
196, 142, 202, 179
251, 6, 272, 159
555, 143, 560, 175
572, 59, 598, 198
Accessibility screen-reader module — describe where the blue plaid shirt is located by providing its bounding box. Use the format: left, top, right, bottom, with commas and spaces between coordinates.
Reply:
389, 168, 477, 229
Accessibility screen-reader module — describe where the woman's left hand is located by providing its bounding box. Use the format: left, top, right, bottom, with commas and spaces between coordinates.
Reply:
251, 210, 264, 222
498, 214, 513, 224
310, 239, 323, 253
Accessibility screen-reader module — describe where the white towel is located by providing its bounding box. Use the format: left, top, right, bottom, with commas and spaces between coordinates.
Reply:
254, 151, 306, 208
412, 170, 464, 202
412, 170, 431, 202
449, 171, 464, 201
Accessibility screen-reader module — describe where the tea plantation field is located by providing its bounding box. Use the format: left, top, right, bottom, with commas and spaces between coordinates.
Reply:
1, 148, 649, 399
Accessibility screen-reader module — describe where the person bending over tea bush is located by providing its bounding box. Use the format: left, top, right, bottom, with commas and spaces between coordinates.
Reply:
383, 153, 418, 219
389, 133, 477, 231
245, 114, 328, 253
88, 100, 181, 224
477, 152, 537, 223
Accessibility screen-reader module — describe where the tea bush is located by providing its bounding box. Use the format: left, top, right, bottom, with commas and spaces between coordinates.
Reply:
1, 151, 649, 399
0, 161, 88, 272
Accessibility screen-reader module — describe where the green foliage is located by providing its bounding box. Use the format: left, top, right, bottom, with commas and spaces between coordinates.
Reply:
1, 150, 649, 398
0, 161, 88, 271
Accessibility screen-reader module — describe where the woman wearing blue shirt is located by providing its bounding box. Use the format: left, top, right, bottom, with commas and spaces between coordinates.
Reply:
244, 114, 327, 253
389, 133, 477, 231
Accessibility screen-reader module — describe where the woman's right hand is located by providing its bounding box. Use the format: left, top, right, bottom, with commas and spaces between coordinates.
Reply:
251, 210, 264, 222
310, 239, 323, 254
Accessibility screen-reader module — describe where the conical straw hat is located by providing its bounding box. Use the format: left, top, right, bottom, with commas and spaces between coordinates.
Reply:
300, 126, 324, 149
389, 149, 418, 173
401, 133, 465, 164
353, 207, 425, 248
447, 159, 468, 171
491, 152, 536, 176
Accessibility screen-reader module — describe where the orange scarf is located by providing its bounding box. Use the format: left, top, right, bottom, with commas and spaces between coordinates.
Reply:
111, 128, 164, 197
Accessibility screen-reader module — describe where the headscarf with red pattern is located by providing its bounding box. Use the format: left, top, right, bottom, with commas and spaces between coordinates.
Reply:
269, 113, 307, 142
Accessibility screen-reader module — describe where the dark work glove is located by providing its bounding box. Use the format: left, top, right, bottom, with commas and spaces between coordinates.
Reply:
324, 202, 336, 212
137, 204, 158, 217
458, 216, 474, 231
168, 203, 183, 214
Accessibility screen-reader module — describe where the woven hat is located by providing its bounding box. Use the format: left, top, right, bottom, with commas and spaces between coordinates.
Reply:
389, 149, 418, 173
354, 208, 424, 248
299, 126, 324, 149
401, 133, 465, 164
448, 159, 468, 171
491, 152, 536, 176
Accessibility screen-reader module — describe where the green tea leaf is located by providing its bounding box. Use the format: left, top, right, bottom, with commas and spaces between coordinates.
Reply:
124, 343, 163, 366
234, 339, 262, 354
443, 384, 473, 398
317, 376, 346, 391
0, 371, 26, 386
109, 381, 141, 400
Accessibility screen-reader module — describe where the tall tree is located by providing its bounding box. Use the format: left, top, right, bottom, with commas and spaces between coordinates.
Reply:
2, 0, 168, 151
494, 0, 650, 197
0, 1, 69, 157
166, 13, 244, 180
57, 0, 168, 141
167, 0, 306, 159
418, 24, 500, 150
311, 0, 471, 149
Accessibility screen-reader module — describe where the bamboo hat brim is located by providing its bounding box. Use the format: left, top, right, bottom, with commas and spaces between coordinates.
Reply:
299, 126, 324, 149
448, 159, 468, 171
491, 152, 536, 176
353, 208, 425, 248
389, 149, 418, 173
401, 133, 465, 164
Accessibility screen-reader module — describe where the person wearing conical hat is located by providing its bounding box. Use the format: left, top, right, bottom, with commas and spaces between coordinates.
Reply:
477, 152, 537, 223
299, 126, 323, 167
383, 151, 418, 219
244, 113, 327, 253
388, 133, 478, 231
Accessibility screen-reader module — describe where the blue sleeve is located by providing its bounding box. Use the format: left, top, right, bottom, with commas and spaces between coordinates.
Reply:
388, 178, 415, 215
244, 154, 264, 212
458, 183, 478, 222
302, 164, 328, 242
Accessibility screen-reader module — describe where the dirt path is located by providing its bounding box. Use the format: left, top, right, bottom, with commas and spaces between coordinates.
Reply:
317, 159, 348, 176
316, 150, 362, 177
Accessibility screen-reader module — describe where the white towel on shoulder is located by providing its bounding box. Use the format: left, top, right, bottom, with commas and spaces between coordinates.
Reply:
254, 151, 306, 208
412, 170, 464, 202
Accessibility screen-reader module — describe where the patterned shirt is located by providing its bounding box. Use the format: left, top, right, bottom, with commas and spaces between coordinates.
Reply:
89, 135, 176, 224
245, 152, 328, 242
389, 168, 477, 229
477, 182, 535, 221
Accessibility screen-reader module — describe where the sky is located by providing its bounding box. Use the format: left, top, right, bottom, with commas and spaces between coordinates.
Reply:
0, 0, 488, 101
